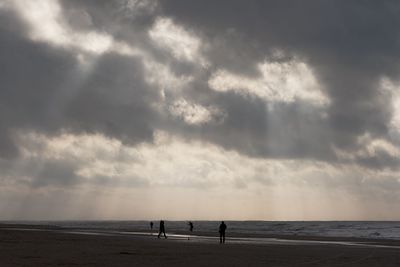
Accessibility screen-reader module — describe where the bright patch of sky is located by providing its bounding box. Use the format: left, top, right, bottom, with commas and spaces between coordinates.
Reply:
149, 17, 208, 66
168, 99, 225, 125
10, 0, 137, 55
4, 130, 400, 220
380, 77, 400, 134
208, 60, 330, 106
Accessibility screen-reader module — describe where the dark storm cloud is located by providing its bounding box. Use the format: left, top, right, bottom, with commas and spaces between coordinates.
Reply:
0, 3, 163, 186
164, 85, 335, 161
0, 4, 161, 158
1, 0, 400, 176
157, 0, 400, 168
0, 9, 76, 157
64, 53, 159, 145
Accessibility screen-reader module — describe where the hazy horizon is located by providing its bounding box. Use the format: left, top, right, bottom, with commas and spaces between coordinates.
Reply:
1, 0, 400, 221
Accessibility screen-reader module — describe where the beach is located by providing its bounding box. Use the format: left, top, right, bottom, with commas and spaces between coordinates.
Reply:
1, 224, 400, 266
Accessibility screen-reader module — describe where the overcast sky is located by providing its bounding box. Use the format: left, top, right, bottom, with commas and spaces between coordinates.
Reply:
0, 0, 400, 220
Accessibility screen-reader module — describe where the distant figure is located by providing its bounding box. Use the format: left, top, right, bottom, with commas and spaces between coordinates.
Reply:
219, 221, 227, 244
188, 221, 194, 232
150, 221, 154, 230
158, 220, 167, 239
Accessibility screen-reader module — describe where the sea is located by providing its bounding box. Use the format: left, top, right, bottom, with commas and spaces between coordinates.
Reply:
3, 221, 400, 240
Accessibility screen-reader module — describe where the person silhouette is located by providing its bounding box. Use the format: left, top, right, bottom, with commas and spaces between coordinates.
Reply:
158, 220, 167, 239
187, 221, 194, 240
219, 221, 227, 244
150, 221, 154, 230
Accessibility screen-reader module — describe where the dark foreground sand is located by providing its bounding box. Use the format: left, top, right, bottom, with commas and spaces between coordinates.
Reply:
1, 225, 400, 266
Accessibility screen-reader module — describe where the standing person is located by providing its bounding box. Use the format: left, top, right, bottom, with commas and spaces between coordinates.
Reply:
219, 221, 227, 244
150, 221, 154, 231
158, 220, 167, 239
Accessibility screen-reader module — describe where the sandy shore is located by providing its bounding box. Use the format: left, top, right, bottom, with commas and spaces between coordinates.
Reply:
1, 225, 400, 266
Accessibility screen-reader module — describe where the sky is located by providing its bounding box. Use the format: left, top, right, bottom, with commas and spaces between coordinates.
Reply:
0, 0, 400, 220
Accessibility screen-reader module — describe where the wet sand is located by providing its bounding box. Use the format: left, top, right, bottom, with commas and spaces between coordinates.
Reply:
1, 225, 400, 266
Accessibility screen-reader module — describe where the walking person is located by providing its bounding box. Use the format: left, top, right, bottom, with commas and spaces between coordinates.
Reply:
158, 220, 167, 239
187, 221, 194, 240
188, 221, 194, 232
219, 221, 227, 244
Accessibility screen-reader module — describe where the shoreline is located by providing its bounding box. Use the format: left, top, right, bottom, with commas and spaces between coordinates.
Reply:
2, 226, 400, 266
2, 223, 400, 248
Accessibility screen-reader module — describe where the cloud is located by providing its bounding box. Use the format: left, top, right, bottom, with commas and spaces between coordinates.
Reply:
334, 133, 400, 170
157, 0, 400, 166
168, 98, 225, 125
149, 17, 208, 66
208, 59, 329, 106
142, 59, 193, 90
2, 0, 398, 166
380, 78, 400, 135
117, 0, 158, 18
2, 0, 400, 219
9, 0, 137, 56
1, 130, 400, 219
3, 130, 399, 192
